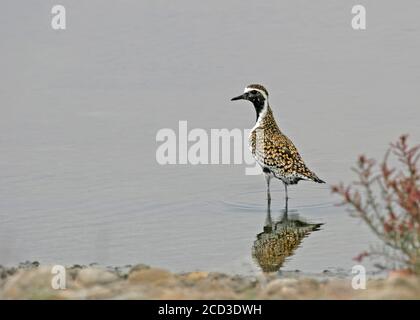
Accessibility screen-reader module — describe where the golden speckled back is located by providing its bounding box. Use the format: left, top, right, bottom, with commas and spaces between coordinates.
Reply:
249, 106, 323, 184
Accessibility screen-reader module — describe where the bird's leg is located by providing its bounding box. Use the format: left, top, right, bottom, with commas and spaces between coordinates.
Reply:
264, 174, 271, 202
284, 183, 289, 214
265, 197, 272, 227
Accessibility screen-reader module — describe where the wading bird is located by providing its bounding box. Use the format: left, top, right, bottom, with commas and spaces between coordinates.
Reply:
231, 84, 325, 210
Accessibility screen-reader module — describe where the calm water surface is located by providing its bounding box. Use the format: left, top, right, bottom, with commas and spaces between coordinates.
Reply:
1, 1, 420, 276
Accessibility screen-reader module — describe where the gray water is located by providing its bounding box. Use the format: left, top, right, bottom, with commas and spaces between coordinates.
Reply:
1, 1, 420, 276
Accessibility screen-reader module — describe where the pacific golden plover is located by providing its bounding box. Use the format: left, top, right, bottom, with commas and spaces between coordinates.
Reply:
231, 84, 325, 209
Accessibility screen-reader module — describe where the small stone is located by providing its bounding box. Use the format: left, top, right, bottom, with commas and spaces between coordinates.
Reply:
70, 264, 85, 270
129, 264, 150, 274
128, 268, 173, 284
185, 271, 209, 281
260, 278, 300, 298
388, 269, 415, 279
85, 285, 114, 299
76, 268, 119, 286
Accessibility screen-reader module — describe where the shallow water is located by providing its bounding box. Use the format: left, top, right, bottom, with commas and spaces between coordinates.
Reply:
1, 1, 420, 276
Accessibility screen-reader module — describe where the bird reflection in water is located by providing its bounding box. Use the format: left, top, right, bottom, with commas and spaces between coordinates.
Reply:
252, 200, 323, 273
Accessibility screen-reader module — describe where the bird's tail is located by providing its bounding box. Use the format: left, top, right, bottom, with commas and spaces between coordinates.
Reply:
306, 170, 325, 184
300, 166, 325, 184
313, 176, 326, 184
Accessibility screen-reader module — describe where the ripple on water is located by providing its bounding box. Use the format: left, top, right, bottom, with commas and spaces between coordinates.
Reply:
221, 187, 335, 213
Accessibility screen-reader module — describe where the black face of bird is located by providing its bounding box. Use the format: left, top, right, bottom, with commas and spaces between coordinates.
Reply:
231, 89, 267, 116
231, 90, 264, 103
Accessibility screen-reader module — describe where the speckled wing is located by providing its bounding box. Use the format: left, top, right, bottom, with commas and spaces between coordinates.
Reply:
250, 130, 321, 183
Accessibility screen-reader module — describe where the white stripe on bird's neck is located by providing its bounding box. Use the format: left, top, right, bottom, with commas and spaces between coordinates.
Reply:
251, 100, 269, 132
243, 87, 270, 132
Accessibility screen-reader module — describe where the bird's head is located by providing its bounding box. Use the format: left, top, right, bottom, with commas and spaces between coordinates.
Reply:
231, 84, 269, 117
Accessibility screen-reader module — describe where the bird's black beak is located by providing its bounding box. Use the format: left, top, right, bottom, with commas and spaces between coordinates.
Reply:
231, 93, 247, 101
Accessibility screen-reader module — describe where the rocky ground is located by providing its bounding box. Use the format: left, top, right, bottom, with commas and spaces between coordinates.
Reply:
0, 262, 419, 299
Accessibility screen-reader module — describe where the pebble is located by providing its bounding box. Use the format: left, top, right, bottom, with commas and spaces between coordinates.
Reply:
0, 262, 419, 299
77, 268, 119, 286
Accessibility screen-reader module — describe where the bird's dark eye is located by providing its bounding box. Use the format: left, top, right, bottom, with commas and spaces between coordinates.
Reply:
251, 90, 258, 94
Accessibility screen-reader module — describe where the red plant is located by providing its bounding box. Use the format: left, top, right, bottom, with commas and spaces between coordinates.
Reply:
332, 135, 420, 273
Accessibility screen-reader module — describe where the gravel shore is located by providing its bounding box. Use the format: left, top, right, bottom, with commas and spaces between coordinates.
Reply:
1, 262, 419, 299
